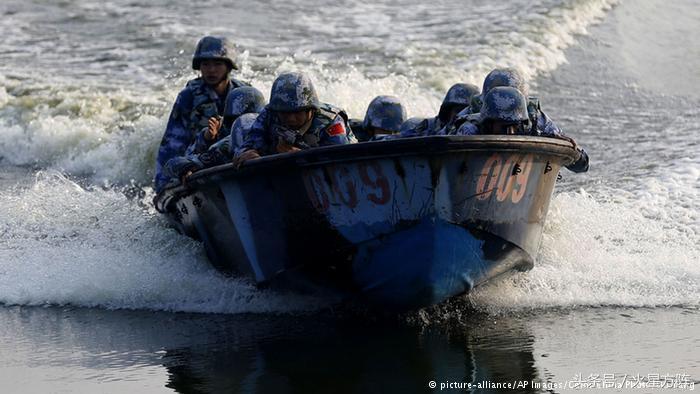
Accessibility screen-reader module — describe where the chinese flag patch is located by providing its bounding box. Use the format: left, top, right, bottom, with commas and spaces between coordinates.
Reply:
326, 122, 346, 136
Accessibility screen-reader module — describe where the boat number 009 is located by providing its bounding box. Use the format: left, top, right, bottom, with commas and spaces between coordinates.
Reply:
304, 162, 390, 211
475, 153, 533, 203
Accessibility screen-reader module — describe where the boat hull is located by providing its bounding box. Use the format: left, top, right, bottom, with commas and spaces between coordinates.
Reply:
155, 136, 577, 309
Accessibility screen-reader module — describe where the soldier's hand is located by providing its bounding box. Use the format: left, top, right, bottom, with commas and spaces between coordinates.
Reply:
205, 116, 222, 141
233, 149, 261, 169
180, 170, 194, 188
276, 140, 302, 154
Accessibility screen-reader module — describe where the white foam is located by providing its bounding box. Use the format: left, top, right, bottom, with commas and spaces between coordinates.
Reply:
469, 167, 700, 311
0, 171, 328, 314
0, 0, 619, 186
0, 76, 171, 185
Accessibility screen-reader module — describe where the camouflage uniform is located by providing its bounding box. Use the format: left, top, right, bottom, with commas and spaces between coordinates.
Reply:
238, 72, 353, 155
402, 117, 444, 138
453, 96, 563, 137
187, 86, 265, 156
155, 77, 249, 192
398, 117, 426, 137
164, 113, 259, 180
154, 36, 249, 193
449, 68, 563, 137
455, 86, 589, 173
240, 104, 353, 154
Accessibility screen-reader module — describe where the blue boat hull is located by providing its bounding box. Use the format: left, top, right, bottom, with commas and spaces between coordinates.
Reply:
352, 218, 532, 309
155, 136, 577, 309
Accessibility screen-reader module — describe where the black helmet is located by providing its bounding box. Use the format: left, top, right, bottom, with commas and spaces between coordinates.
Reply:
192, 36, 239, 71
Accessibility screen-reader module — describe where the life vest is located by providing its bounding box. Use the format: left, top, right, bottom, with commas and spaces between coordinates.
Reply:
184, 78, 249, 135
298, 103, 349, 147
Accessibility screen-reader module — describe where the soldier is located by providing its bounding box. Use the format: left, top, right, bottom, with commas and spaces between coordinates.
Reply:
351, 95, 407, 142
154, 36, 250, 193
402, 83, 480, 137
451, 68, 561, 137
456, 87, 589, 173
234, 72, 354, 166
164, 113, 259, 185
456, 87, 531, 136
187, 86, 265, 155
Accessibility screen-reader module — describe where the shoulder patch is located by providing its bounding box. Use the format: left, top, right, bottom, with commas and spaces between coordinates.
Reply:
326, 122, 346, 136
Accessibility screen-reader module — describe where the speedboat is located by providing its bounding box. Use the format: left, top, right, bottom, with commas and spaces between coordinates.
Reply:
154, 135, 577, 309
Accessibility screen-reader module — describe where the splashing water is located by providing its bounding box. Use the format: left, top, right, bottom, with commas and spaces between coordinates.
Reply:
0, 171, 329, 313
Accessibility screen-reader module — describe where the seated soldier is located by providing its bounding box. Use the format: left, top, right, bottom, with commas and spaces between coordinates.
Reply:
234, 72, 353, 166
456, 87, 589, 173
351, 95, 407, 142
451, 67, 561, 137
402, 83, 480, 137
187, 86, 265, 155
164, 113, 259, 184
154, 36, 251, 193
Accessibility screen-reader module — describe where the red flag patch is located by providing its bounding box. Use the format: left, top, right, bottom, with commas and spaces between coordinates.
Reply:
326, 122, 346, 136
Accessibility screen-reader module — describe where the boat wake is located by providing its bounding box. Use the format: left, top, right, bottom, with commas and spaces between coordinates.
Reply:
0, 166, 697, 314
470, 165, 700, 312
0, 171, 330, 314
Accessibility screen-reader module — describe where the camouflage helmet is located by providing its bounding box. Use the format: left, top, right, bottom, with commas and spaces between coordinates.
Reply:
479, 86, 530, 127
482, 67, 528, 97
224, 86, 266, 118
268, 72, 319, 112
363, 95, 407, 133
192, 36, 239, 71
439, 83, 480, 121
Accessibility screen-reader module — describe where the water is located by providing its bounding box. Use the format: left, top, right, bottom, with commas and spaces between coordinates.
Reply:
0, 0, 699, 392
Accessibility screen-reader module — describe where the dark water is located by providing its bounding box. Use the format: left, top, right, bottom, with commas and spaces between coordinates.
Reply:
1, 0, 699, 392
2, 305, 698, 393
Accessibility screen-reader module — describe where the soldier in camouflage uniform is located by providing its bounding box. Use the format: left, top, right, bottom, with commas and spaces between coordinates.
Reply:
187, 86, 265, 155
234, 72, 354, 166
164, 113, 259, 184
154, 36, 250, 193
456, 87, 589, 173
450, 68, 561, 137
401, 83, 480, 137
350, 95, 407, 142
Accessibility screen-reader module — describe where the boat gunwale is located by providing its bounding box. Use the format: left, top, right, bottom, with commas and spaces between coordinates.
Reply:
155, 135, 577, 212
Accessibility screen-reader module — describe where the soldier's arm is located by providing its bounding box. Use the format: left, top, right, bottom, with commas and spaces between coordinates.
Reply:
186, 116, 224, 156
319, 115, 351, 146
536, 110, 564, 137
238, 108, 273, 154
233, 109, 272, 167
163, 155, 204, 181
567, 149, 590, 173
455, 122, 479, 136
210, 134, 232, 158
154, 92, 195, 193
536, 110, 589, 173
400, 118, 429, 138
